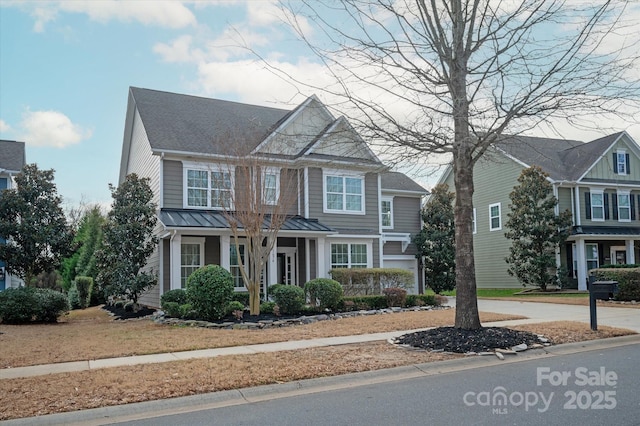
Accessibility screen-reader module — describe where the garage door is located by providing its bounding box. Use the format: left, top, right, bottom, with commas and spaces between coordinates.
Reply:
383, 258, 419, 294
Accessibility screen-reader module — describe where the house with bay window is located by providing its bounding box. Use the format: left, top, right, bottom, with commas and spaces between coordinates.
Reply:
119, 87, 427, 308
439, 131, 640, 290
0, 140, 26, 291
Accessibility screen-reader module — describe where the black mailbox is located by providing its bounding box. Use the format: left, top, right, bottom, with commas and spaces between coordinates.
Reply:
590, 280, 619, 301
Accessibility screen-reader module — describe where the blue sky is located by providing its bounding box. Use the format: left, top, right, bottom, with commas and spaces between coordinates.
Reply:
1, 1, 639, 210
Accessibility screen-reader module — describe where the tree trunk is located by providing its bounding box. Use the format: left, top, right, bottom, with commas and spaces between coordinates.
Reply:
450, 1, 481, 329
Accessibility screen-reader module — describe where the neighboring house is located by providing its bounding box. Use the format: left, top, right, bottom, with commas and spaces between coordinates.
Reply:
119, 87, 427, 307
440, 131, 640, 291
0, 140, 26, 291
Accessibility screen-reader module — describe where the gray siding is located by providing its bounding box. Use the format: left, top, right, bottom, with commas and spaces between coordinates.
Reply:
557, 187, 573, 221
162, 239, 170, 294
388, 196, 421, 234
583, 137, 640, 182
126, 109, 161, 206
163, 160, 183, 209
383, 241, 418, 257
297, 238, 306, 285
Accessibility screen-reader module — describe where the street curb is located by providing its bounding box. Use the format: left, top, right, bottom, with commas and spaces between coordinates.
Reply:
3, 334, 639, 426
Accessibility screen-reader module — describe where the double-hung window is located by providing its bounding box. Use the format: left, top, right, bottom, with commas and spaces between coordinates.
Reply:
230, 243, 246, 288
381, 197, 393, 229
618, 191, 631, 221
590, 190, 604, 221
324, 171, 365, 214
489, 203, 501, 231
586, 243, 599, 270
262, 168, 280, 205
330, 243, 369, 269
184, 164, 234, 209
180, 238, 204, 288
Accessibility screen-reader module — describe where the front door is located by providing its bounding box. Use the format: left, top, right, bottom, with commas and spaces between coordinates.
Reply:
610, 246, 627, 265
277, 248, 296, 285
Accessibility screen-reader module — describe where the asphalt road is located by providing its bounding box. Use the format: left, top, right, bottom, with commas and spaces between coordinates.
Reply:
111, 342, 640, 426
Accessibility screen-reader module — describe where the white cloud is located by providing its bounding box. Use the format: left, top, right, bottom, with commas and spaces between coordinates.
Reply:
13, 0, 197, 32
20, 110, 92, 148
0, 119, 11, 133
154, 35, 204, 63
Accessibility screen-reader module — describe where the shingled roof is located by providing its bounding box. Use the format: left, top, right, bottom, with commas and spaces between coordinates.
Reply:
494, 132, 626, 181
130, 87, 292, 156
381, 171, 428, 194
0, 140, 26, 173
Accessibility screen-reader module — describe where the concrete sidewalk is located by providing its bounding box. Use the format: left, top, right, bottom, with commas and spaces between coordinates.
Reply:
1, 299, 638, 381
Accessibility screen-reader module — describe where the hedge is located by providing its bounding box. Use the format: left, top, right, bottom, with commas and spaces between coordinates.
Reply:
590, 268, 640, 301
330, 268, 414, 296
0, 287, 70, 324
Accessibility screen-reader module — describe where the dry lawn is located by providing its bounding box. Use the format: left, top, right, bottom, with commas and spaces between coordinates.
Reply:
0, 307, 636, 421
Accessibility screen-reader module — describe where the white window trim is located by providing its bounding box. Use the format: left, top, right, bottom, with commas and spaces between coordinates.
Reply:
230, 239, 247, 291
180, 237, 205, 288
590, 189, 605, 222
381, 196, 394, 230
261, 167, 280, 206
182, 162, 235, 210
472, 208, 477, 234
586, 243, 599, 270
322, 169, 366, 215
489, 202, 501, 231
326, 239, 373, 269
616, 150, 627, 175
617, 190, 631, 222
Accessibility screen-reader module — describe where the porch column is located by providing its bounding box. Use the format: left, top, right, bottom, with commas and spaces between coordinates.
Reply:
305, 238, 311, 282
220, 234, 230, 270
170, 233, 182, 290
575, 238, 587, 291
268, 237, 278, 286
626, 239, 635, 264
317, 237, 326, 278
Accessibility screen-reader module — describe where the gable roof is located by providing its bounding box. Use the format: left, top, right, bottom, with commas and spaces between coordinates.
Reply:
0, 140, 26, 173
129, 87, 385, 169
381, 171, 428, 195
130, 87, 292, 157
495, 131, 628, 181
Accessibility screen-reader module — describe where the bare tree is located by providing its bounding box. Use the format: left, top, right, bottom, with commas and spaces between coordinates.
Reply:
215, 154, 300, 315
273, 0, 640, 329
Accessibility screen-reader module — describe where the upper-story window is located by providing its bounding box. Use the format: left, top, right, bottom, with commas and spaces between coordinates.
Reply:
590, 190, 605, 221
617, 191, 631, 221
324, 171, 365, 214
614, 150, 630, 175
184, 164, 234, 209
489, 203, 501, 231
262, 168, 280, 205
381, 196, 393, 229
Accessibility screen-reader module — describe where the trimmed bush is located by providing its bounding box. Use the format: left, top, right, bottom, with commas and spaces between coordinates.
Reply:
226, 300, 245, 314
74, 276, 94, 309
305, 278, 343, 311
0, 287, 69, 324
405, 294, 438, 307
162, 301, 181, 318
382, 287, 407, 307
260, 301, 276, 314
342, 295, 388, 310
231, 292, 251, 306
591, 267, 640, 301
186, 265, 234, 321
270, 284, 305, 314
161, 289, 188, 308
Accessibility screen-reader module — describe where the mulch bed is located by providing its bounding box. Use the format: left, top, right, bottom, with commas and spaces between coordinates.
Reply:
102, 304, 156, 320
395, 326, 544, 353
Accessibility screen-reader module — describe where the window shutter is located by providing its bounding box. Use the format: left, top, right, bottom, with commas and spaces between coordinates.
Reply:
632, 194, 636, 220
604, 193, 610, 220
626, 153, 631, 174
585, 192, 591, 219
598, 243, 604, 266
613, 153, 618, 173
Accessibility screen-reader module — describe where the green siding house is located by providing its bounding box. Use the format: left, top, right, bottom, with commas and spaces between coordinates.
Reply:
439, 131, 640, 290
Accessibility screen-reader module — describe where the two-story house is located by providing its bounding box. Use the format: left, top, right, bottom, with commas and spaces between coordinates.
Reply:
439, 131, 640, 291
0, 140, 26, 291
119, 87, 427, 307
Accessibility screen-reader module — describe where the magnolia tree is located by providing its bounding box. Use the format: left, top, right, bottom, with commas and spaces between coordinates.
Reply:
275, 0, 640, 329
505, 166, 572, 291
414, 183, 456, 294
0, 164, 73, 285
96, 174, 158, 308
